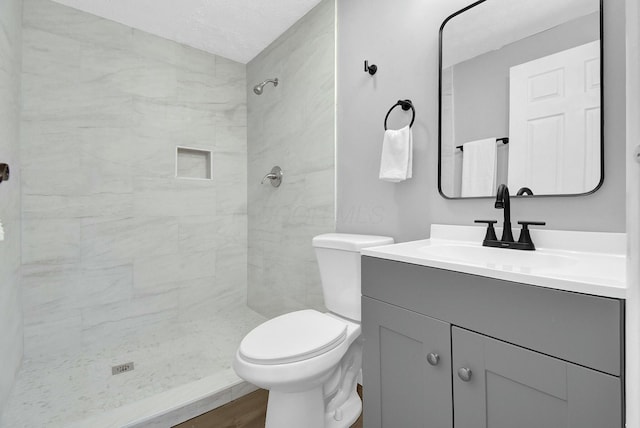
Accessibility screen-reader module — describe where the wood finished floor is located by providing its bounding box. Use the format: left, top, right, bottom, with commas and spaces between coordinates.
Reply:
174, 386, 364, 428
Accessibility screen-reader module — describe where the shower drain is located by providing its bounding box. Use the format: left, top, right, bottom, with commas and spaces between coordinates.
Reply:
112, 362, 135, 375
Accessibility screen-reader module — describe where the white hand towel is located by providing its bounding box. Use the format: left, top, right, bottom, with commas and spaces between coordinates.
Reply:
461, 138, 497, 197
379, 125, 413, 183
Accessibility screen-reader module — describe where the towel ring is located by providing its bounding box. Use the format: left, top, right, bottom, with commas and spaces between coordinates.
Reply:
384, 99, 415, 130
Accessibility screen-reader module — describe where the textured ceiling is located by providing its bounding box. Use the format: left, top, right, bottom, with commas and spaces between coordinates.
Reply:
442, 0, 600, 68
51, 0, 323, 63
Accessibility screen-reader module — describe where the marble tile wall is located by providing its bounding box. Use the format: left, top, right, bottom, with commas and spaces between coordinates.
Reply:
20, 0, 247, 359
247, 0, 335, 318
0, 0, 23, 418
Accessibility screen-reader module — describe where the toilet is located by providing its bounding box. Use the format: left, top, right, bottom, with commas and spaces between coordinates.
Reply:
233, 233, 394, 428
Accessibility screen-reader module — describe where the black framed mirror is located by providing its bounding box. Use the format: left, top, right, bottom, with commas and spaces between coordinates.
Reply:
438, 0, 604, 199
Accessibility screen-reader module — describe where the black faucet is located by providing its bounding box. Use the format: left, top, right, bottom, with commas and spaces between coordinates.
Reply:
474, 184, 546, 250
495, 184, 514, 242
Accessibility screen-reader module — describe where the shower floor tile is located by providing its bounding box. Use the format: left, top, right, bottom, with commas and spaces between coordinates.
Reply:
0, 304, 266, 428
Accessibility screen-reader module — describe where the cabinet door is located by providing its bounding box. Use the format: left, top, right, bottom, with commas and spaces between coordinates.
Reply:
362, 297, 453, 428
452, 327, 622, 428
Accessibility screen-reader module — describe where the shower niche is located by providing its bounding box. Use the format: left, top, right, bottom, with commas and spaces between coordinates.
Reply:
176, 146, 213, 180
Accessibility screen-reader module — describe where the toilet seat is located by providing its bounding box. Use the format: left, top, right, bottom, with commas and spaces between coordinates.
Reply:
239, 310, 347, 365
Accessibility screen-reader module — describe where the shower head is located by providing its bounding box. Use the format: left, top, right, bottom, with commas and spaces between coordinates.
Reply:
253, 78, 279, 95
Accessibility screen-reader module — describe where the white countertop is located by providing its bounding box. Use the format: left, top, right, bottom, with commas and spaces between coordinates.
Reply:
361, 224, 627, 299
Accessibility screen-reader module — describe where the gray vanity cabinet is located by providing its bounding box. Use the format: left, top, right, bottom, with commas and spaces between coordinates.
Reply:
362, 296, 453, 428
361, 257, 624, 428
452, 327, 622, 428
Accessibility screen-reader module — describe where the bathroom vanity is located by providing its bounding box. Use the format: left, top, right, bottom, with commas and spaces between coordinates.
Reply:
360, 225, 625, 428
359, 0, 619, 423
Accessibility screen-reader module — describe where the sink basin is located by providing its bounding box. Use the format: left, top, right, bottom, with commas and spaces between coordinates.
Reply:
360, 224, 626, 298
418, 243, 579, 271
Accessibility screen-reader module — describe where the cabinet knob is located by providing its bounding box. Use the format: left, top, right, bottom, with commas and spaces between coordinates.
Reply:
457, 367, 472, 382
426, 353, 440, 366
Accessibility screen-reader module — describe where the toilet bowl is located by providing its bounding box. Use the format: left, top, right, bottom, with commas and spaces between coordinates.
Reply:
234, 310, 362, 428
233, 233, 394, 428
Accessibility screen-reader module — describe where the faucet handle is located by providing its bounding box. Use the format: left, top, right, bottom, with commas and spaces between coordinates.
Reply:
517, 221, 546, 249
474, 220, 498, 242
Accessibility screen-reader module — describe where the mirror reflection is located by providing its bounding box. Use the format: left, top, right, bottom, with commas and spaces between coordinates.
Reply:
439, 0, 602, 198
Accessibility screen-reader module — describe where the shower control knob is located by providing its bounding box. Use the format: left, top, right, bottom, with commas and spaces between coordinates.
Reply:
426, 353, 440, 366
260, 166, 283, 188
458, 367, 472, 382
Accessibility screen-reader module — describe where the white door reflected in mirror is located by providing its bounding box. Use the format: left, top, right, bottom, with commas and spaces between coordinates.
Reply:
509, 41, 601, 195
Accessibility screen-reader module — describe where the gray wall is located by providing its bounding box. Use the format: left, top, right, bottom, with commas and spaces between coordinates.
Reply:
0, 0, 23, 417
20, 0, 248, 358
247, 0, 335, 318
337, 0, 626, 242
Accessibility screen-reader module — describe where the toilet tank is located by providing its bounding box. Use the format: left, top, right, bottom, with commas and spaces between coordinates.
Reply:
313, 233, 394, 321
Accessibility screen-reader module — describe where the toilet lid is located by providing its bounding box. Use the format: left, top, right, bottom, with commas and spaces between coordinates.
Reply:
239, 310, 347, 365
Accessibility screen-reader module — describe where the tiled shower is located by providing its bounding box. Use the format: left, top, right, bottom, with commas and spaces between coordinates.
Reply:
247, 0, 335, 319
20, 0, 248, 361
0, 0, 335, 426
